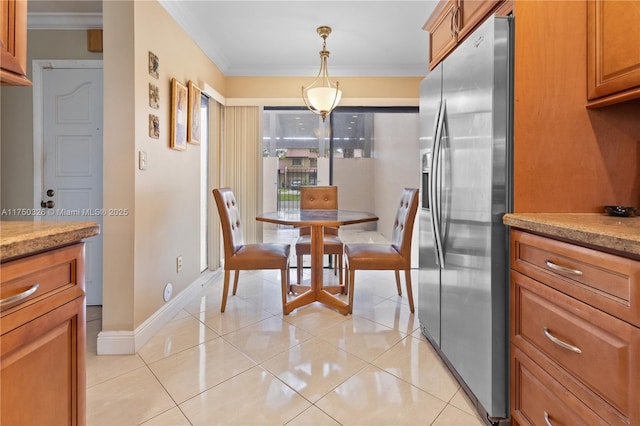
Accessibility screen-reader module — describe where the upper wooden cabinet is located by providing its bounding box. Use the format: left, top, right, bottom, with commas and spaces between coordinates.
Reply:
1, 0, 31, 86
587, 0, 640, 107
423, 0, 506, 70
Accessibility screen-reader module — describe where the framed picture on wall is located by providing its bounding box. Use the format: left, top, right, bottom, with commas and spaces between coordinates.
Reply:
187, 80, 201, 144
170, 78, 188, 151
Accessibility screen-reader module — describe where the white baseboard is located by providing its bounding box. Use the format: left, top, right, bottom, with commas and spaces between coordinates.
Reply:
96, 269, 220, 355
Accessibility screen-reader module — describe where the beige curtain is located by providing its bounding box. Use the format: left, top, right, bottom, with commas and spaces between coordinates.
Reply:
222, 106, 263, 244
208, 99, 223, 270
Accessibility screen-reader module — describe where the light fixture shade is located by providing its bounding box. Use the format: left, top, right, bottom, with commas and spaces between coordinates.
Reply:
302, 26, 342, 122
306, 87, 342, 114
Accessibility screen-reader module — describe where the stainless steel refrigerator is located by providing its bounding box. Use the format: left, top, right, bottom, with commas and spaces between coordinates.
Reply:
418, 15, 513, 423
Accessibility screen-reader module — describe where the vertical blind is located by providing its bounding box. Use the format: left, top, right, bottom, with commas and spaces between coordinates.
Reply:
222, 106, 263, 244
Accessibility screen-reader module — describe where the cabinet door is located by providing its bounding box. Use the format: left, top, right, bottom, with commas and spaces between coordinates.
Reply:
587, 0, 640, 105
0, 0, 30, 86
424, 0, 458, 70
457, 0, 502, 40
1, 296, 86, 425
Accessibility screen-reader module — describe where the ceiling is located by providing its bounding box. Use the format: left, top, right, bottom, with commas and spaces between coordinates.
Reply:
28, 0, 438, 78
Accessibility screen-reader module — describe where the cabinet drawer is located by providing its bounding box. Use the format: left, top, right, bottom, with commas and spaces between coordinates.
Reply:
511, 346, 606, 426
511, 230, 640, 327
1, 244, 84, 315
512, 271, 640, 418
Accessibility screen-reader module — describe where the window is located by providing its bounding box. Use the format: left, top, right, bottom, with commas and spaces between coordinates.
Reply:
264, 107, 417, 161
263, 107, 418, 212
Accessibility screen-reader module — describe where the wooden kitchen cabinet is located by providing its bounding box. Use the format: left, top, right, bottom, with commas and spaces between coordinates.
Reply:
0, 0, 30, 86
423, 0, 506, 70
587, 0, 640, 107
510, 230, 640, 426
423, 0, 457, 70
1, 243, 86, 425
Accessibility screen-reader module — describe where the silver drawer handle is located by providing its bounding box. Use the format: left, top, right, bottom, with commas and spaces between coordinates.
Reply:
543, 327, 582, 354
0, 284, 40, 308
544, 411, 553, 426
544, 260, 583, 276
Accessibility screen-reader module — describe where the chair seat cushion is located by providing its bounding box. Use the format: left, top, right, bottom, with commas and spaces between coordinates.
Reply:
345, 244, 407, 270
226, 243, 290, 270
295, 234, 344, 255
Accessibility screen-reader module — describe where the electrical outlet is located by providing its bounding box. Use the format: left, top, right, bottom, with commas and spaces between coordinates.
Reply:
163, 283, 173, 302
177, 255, 183, 272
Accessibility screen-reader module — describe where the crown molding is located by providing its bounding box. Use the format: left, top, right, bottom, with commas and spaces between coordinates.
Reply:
28, 12, 103, 30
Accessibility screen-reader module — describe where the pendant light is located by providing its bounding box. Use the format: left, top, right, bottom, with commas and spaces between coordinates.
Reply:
302, 26, 342, 122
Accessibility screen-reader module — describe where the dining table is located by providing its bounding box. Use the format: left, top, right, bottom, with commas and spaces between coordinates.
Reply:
256, 209, 378, 315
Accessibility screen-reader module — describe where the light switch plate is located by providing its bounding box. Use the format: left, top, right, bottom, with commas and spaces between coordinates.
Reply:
139, 151, 147, 170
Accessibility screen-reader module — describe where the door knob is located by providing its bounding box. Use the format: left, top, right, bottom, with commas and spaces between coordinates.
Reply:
41, 200, 55, 208
46, 189, 55, 197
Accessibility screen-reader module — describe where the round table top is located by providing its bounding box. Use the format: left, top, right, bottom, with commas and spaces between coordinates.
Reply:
256, 209, 378, 227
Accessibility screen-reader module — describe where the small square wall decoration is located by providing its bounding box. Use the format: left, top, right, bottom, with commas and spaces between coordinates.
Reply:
149, 83, 159, 109
149, 114, 160, 139
149, 51, 159, 79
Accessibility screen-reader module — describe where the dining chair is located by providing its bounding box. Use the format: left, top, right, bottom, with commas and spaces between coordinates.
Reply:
344, 188, 419, 314
213, 188, 291, 313
295, 185, 344, 287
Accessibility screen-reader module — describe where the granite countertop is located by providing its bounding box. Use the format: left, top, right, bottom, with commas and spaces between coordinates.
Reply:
503, 213, 640, 258
0, 221, 100, 261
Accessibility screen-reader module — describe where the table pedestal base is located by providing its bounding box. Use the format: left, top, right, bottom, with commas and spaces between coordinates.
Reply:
283, 225, 349, 315
285, 283, 348, 315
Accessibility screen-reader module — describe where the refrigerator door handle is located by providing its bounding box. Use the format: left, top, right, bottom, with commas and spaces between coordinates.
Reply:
428, 101, 441, 264
431, 100, 446, 267
428, 100, 441, 217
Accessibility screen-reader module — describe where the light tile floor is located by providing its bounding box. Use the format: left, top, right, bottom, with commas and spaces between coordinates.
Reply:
86, 229, 485, 425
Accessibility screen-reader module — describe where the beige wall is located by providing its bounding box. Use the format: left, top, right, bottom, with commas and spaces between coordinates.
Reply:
0, 30, 102, 219
226, 76, 421, 105
102, 0, 136, 330
102, 0, 226, 331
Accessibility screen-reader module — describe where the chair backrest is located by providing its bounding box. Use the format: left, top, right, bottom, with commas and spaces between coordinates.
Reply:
390, 188, 419, 259
300, 186, 338, 210
213, 188, 244, 257
299, 186, 339, 236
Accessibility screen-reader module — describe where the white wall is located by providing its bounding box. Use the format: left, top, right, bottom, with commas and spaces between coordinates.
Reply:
334, 158, 376, 230
373, 113, 420, 236
309, 113, 420, 241
373, 113, 420, 267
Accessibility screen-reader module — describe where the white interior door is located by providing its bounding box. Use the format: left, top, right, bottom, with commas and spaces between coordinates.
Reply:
42, 67, 103, 305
